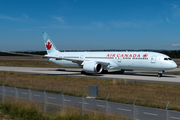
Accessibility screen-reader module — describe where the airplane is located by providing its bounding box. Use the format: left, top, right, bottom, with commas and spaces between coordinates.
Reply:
42, 33, 177, 77
5, 33, 178, 77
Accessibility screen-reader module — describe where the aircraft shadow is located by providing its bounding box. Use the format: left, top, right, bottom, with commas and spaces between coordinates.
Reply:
108, 71, 176, 78
55, 69, 66, 71
36, 68, 176, 78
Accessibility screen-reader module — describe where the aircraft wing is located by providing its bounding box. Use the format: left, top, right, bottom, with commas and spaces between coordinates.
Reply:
55, 57, 110, 66
2, 51, 110, 66
2, 51, 43, 57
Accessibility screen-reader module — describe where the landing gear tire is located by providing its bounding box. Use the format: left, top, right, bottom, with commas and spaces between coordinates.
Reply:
101, 69, 108, 74
81, 71, 86, 74
158, 73, 162, 77
119, 70, 124, 74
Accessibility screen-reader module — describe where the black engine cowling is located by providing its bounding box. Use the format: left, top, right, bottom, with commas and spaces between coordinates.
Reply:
83, 62, 103, 73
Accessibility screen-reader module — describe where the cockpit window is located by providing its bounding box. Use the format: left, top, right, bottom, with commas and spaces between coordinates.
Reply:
164, 58, 172, 60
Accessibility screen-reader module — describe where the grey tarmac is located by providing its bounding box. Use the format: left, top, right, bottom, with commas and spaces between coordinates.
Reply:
0, 66, 180, 85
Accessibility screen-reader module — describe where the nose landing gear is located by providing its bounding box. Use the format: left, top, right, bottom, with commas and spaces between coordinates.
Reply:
158, 70, 164, 77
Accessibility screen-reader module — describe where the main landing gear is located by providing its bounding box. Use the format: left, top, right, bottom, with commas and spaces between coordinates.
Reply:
158, 73, 162, 77
101, 69, 108, 74
157, 70, 164, 77
81, 70, 109, 74
81, 70, 86, 74
119, 70, 124, 74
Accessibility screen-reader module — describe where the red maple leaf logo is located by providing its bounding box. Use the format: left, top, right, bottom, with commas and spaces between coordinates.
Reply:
143, 54, 148, 58
46, 42, 52, 50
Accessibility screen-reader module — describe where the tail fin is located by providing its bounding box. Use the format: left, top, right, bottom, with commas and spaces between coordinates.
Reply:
42, 32, 59, 55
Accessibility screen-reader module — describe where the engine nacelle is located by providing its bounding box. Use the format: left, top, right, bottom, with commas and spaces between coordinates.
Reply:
83, 62, 103, 74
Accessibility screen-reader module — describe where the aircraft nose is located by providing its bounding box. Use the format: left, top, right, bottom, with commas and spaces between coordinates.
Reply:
171, 62, 177, 69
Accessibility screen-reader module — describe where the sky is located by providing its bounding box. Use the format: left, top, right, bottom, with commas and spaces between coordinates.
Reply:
1, 0, 180, 51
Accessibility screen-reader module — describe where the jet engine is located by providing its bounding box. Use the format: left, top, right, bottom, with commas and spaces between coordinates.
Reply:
83, 62, 103, 73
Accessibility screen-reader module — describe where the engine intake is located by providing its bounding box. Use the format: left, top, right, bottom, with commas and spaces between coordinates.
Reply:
83, 62, 103, 73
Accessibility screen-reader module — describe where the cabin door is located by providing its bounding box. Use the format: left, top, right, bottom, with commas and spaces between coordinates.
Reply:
80, 55, 84, 60
151, 56, 156, 63
117, 57, 122, 62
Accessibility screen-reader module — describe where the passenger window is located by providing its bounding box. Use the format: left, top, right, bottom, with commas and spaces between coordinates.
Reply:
164, 58, 168, 60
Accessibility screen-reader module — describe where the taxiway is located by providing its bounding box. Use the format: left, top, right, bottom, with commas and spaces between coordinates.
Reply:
0, 66, 180, 85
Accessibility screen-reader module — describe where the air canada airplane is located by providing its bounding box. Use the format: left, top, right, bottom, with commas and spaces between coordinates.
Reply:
40, 33, 177, 77
5, 33, 178, 77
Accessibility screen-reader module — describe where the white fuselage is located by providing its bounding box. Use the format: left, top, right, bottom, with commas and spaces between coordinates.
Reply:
47, 51, 177, 72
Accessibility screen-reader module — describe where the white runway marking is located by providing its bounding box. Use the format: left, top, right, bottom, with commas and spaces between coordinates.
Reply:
143, 112, 158, 116
97, 105, 105, 107
34, 94, 41, 97
117, 108, 131, 112
171, 117, 180, 120
79, 102, 89, 104
64, 99, 71, 102
48, 97, 55, 99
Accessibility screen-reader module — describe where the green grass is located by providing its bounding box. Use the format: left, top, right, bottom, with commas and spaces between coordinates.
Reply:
1, 56, 180, 112
0, 56, 73, 68
0, 102, 45, 120
1, 72, 180, 112
0, 100, 129, 120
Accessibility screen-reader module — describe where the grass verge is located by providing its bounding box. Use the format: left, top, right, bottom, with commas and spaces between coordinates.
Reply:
0, 56, 70, 68
0, 99, 129, 120
0, 72, 180, 111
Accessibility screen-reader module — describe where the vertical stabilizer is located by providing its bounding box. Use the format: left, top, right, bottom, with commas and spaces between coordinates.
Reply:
42, 32, 59, 55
